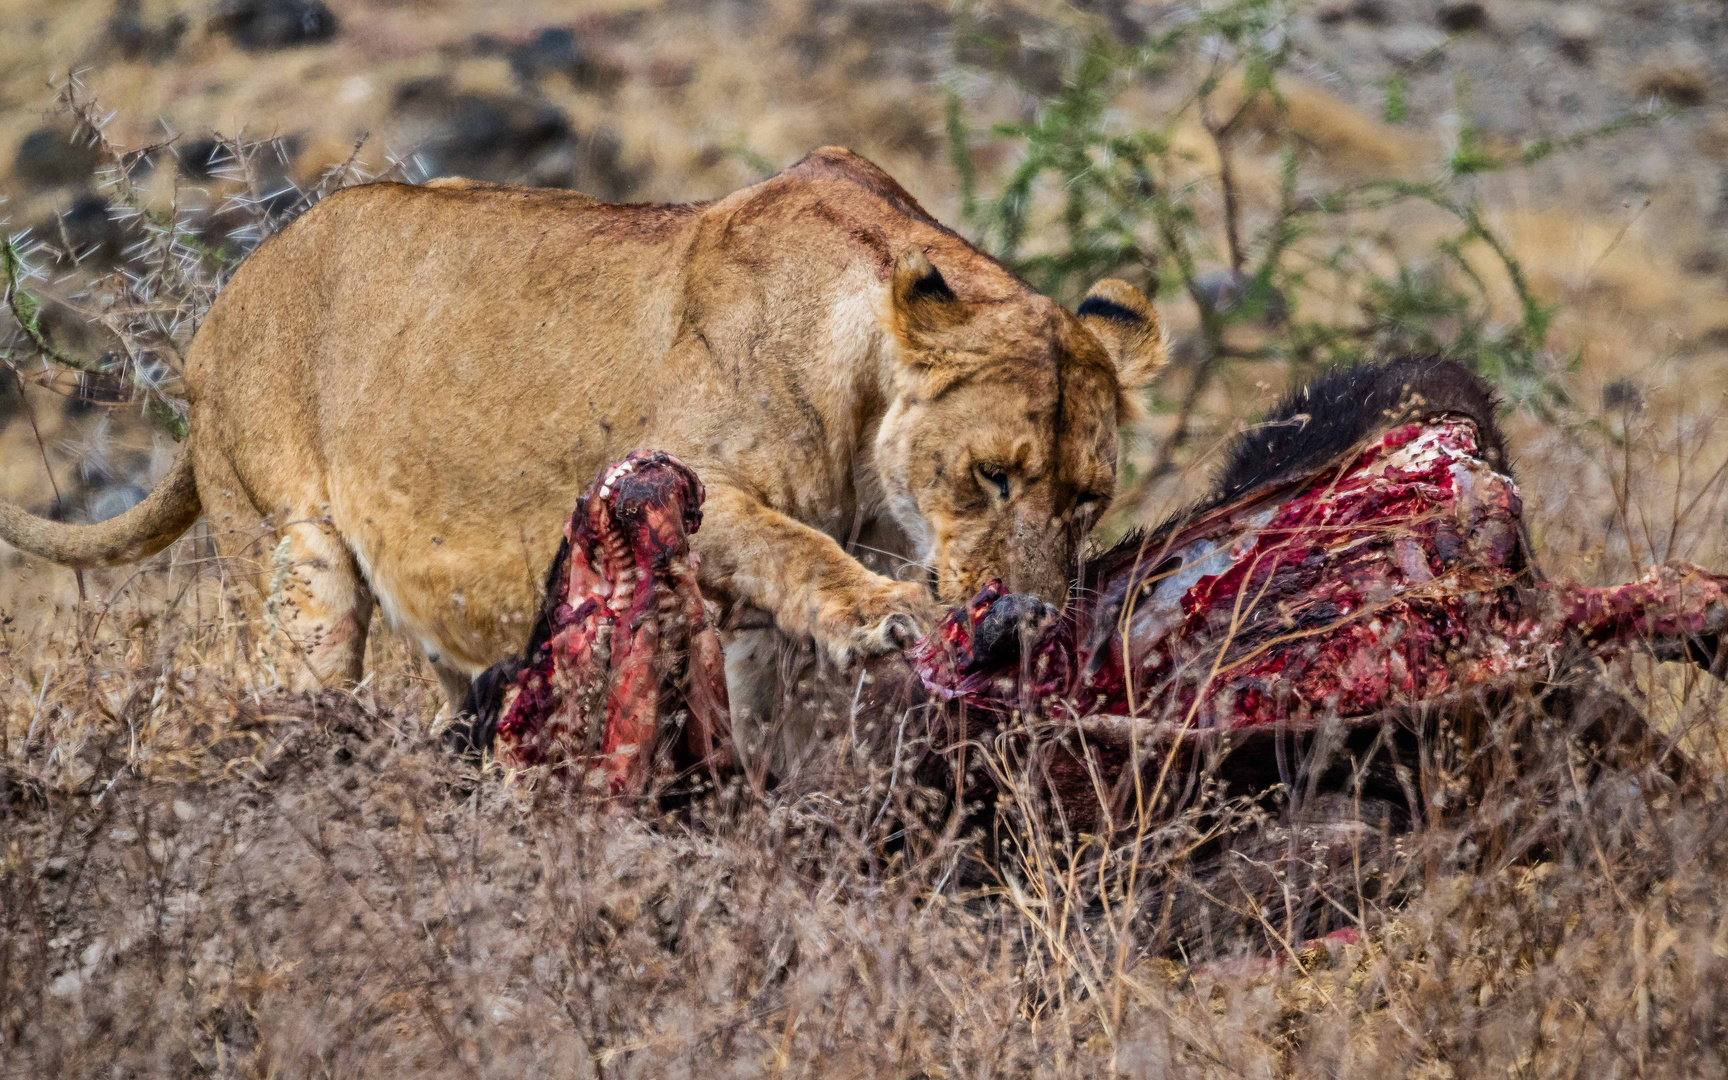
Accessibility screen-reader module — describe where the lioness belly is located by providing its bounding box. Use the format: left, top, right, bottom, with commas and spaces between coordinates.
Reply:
319, 376, 668, 672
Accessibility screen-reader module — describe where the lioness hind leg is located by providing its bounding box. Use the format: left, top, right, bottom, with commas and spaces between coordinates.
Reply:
248, 522, 374, 690
200, 468, 373, 690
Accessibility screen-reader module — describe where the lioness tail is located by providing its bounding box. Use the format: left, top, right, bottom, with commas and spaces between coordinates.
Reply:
0, 442, 201, 567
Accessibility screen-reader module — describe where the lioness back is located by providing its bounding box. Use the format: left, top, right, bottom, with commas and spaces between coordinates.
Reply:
5, 147, 1163, 701
189, 181, 720, 670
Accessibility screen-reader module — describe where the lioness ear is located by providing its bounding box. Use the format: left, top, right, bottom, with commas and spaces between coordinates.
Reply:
890, 249, 966, 347
1077, 279, 1167, 390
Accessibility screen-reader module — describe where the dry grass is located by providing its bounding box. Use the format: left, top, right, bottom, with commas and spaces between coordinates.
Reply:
9, 2, 1728, 1074
1632, 57, 1712, 110
8, 392, 1728, 1077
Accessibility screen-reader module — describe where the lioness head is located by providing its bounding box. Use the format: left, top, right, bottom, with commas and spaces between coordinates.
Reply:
875, 249, 1167, 608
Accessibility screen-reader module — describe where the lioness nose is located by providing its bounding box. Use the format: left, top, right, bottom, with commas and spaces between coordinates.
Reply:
1006, 556, 1071, 610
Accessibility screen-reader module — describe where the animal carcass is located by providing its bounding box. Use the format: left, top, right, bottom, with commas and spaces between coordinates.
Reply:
455, 359, 1725, 827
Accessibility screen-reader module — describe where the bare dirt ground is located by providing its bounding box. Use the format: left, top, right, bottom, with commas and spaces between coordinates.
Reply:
8, 1, 1728, 1076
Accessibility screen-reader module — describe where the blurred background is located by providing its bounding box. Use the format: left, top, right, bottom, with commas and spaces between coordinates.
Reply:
4, 0, 1728, 590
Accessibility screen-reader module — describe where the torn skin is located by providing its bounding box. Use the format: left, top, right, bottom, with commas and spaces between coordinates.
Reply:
484, 450, 732, 798
912, 419, 1728, 728
466, 366, 1727, 820
908, 414, 1723, 833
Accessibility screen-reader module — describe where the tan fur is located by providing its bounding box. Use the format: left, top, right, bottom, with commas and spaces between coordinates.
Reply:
0, 148, 1164, 696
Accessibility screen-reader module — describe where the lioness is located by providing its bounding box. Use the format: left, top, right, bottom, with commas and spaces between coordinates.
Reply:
0, 148, 1164, 703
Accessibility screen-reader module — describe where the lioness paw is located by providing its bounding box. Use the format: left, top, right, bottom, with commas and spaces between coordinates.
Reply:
861, 610, 922, 654
819, 580, 937, 667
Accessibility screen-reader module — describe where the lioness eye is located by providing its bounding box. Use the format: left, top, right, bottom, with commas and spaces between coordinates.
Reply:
975, 463, 1011, 502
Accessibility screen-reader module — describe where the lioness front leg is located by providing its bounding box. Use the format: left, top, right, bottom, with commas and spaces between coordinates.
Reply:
696, 484, 938, 665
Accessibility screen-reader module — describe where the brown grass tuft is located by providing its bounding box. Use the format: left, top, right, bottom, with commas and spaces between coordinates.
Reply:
1633, 59, 1712, 108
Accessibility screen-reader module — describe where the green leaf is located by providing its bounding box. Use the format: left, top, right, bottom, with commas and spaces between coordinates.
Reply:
1382, 76, 1407, 124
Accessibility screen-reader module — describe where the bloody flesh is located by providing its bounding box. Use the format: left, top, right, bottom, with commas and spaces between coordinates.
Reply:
482, 450, 732, 797
912, 418, 1728, 735
466, 364, 1727, 818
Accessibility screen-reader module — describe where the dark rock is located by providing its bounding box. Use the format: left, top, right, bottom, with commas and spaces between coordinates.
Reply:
190, 199, 271, 259
400, 85, 570, 177
1683, 248, 1724, 276
1015, 47, 1067, 97
508, 27, 622, 94
953, 13, 1021, 71
13, 127, 100, 191
845, 0, 947, 46
256, 183, 304, 219
169, 134, 303, 257
1351, 0, 1389, 23
952, 10, 1063, 94
107, 0, 187, 61
1071, 0, 1147, 46
0, 368, 20, 424
1635, 59, 1710, 107
509, 27, 576, 80
1601, 379, 1642, 412
392, 78, 647, 196
34, 195, 128, 268
1553, 7, 1599, 63
176, 137, 236, 180
69, 366, 130, 415
176, 134, 301, 193
209, 0, 337, 51
1317, 0, 1386, 25
59, 195, 126, 266
28, 497, 77, 523
1435, 3, 1486, 32
786, 30, 830, 75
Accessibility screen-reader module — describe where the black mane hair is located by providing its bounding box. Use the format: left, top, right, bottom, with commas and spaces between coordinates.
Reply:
1211, 355, 1506, 509
1088, 356, 1515, 585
